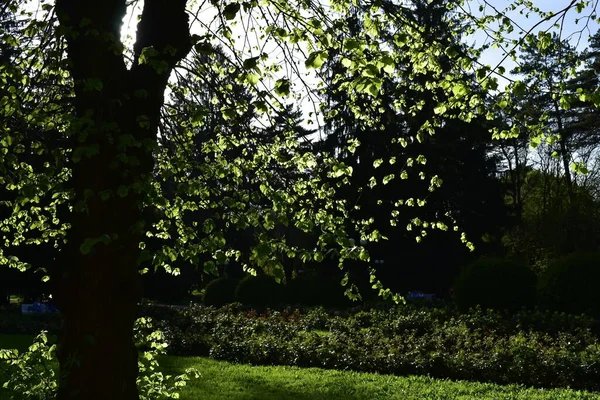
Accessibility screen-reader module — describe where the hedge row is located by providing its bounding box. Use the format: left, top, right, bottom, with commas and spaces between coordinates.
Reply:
143, 304, 600, 391
0, 312, 60, 335
453, 253, 600, 316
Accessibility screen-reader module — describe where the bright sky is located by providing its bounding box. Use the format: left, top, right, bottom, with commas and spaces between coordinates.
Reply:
117, 0, 600, 124
466, 0, 600, 86
120, 1, 600, 76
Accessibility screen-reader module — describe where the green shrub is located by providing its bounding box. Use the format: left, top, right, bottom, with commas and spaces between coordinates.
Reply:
538, 252, 600, 316
203, 277, 238, 307
453, 257, 536, 312
0, 331, 57, 399
142, 303, 600, 391
234, 275, 282, 308
0, 319, 198, 400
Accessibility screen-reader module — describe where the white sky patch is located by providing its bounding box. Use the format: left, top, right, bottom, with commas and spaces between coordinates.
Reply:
118, 1, 600, 129
120, 0, 325, 132
120, 0, 144, 69
464, 0, 600, 89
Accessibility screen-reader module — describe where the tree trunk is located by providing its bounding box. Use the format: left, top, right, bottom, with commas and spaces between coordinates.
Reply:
52, 1, 191, 398
551, 90, 574, 202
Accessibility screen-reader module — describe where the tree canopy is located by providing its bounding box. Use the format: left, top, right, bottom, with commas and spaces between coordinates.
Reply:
1, 0, 599, 398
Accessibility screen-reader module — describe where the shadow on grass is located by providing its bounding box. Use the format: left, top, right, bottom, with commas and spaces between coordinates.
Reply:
158, 356, 600, 400
159, 356, 388, 400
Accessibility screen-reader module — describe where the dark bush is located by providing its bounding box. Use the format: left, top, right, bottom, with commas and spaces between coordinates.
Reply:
203, 277, 239, 307
538, 252, 600, 316
0, 313, 61, 335
234, 275, 282, 308
453, 257, 536, 312
285, 276, 350, 308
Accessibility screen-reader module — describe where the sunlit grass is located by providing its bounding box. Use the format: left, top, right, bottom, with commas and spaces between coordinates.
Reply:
2, 335, 600, 400
159, 356, 600, 400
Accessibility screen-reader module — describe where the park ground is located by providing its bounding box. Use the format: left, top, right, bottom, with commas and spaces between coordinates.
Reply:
1, 334, 600, 400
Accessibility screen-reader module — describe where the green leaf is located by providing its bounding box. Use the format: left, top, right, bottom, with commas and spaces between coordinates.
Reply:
451, 83, 468, 98
358, 249, 369, 261
512, 81, 526, 97
80, 238, 98, 255
341, 273, 349, 286
305, 51, 328, 69
444, 46, 458, 58
253, 100, 268, 113
243, 56, 260, 71
246, 73, 260, 85
204, 261, 217, 275
0, 135, 13, 147
342, 38, 361, 51
274, 79, 291, 96
559, 96, 571, 110
223, 3, 241, 20
194, 42, 214, 55
381, 54, 394, 74
433, 104, 447, 115
367, 83, 380, 97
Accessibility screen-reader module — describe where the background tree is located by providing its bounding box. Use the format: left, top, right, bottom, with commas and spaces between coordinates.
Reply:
0, 1, 71, 305
502, 31, 600, 268
318, 0, 507, 295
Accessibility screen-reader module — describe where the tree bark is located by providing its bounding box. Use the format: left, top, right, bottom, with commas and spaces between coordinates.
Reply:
52, 1, 191, 398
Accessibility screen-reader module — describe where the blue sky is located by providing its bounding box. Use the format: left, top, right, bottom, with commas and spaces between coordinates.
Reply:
467, 0, 600, 85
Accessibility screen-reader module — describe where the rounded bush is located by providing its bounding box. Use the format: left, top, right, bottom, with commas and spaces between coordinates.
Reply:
234, 275, 282, 308
203, 277, 239, 307
453, 257, 536, 312
538, 252, 600, 316
285, 276, 350, 308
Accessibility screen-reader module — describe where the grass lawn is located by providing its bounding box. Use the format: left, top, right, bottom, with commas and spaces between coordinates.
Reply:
159, 356, 600, 400
0, 334, 50, 351
2, 334, 600, 399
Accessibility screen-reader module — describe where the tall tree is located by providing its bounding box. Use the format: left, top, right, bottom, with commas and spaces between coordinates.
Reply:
505, 31, 600, 260
319, 0, 506, 293
0, 1, 596, 398
49, 1, 192, 398
564, 29, 600, 195
512, 33, 580, 200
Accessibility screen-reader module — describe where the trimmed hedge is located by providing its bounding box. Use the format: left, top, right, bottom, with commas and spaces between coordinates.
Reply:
538, 252, 600, 316
235, 275, 282, 308
285, 276, 350, 308
203, 277, 239, 307
0, 312, 61, 335
453, 257, 536, 312
143, 304, 600, 391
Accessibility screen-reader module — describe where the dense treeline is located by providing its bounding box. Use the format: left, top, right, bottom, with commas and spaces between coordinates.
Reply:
1, 0, 600, 310
3, 0, 600, 397
138, 2, 600, 307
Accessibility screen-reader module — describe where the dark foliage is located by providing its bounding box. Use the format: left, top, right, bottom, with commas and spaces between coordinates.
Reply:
234, 275, 282, 308
285, 276, 351, 308
453, 257, 536, 312
538, 252, 600, 316
203, 277, 239, 307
